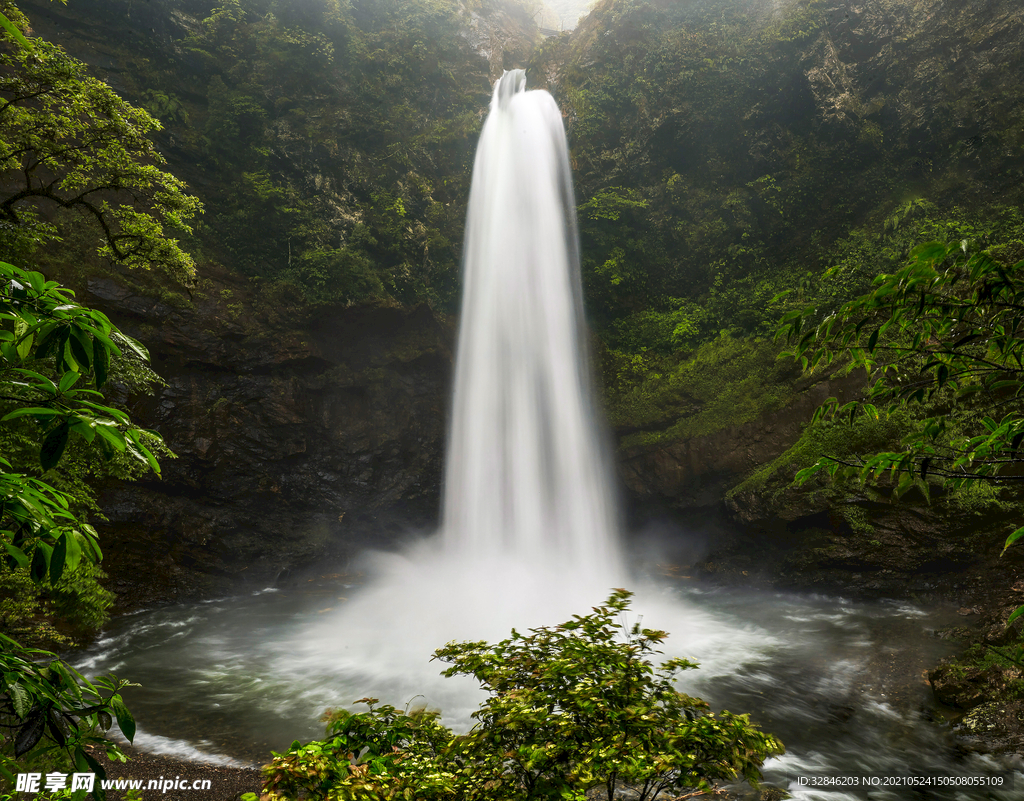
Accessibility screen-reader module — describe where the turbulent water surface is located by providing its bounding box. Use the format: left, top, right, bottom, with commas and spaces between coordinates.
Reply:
76, 567, 1022, 798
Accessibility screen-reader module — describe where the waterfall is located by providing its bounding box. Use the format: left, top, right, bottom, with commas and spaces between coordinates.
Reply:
281, 73, 627, 714
443, 70, 623, 583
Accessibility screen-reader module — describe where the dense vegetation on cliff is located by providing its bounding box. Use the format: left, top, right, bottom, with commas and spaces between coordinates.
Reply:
36, 0, 508, 310
530, 0, 1024, 444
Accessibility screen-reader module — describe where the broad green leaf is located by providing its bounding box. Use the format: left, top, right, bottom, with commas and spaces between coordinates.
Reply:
80, 322, 120, 354
8, 681, 30, 718
40, 421, 71, 471
2, 541, 30, 570
127, 430, 161, 473
110, 694, 136, 742
69, 329, 92, 369
13, 368, 58, 395
793, 465, 822, 484
118, 333, 150, 362
0, 11, 33, 51
93, 422, 127, 452
63, 530, 81, 573
50, 532, 68, 584
16, 330, 34, 361
79, 524, 102, 562
69, 418, 96, 443
58, 370, 81, 394
34, 327, 60, 359
911, 241, 950, 263
93, 336, 109, 388
30, 542, 51, 583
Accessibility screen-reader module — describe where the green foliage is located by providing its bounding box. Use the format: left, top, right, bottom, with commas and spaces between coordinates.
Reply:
758, 0, 828, 44
0, 260, 164, 791
729, 404, 918, 505
605, 298, 710, 354
0, 2, 35, 51
777, 236, 1024, 622
263, 590, 781, 800
263, 701, 456, 801
436, 589, 783, 799
0, 559, 113, 650
0, 631, 135, 796
0, 12, 201, 282
531, 0, 842, 340
779, 239, 1024, 490
0, 262, 164, 493
141, 0, 492, 309
0, 8, 190, 784
605, 332, 796, 448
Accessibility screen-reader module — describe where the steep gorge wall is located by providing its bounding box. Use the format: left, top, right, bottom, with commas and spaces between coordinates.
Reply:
87, 271, 453, 608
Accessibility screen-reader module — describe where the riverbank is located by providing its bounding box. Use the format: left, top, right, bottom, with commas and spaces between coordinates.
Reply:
88, 743, 261, 801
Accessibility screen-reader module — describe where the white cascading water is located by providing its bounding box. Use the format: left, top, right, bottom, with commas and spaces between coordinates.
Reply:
277, 72, 637, 719
238, 72, 776, 732
443, 69, 622, 582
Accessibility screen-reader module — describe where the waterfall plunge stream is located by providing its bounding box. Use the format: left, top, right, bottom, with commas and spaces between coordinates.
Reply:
75, 73, 1023, 798
443, 70, 620, 580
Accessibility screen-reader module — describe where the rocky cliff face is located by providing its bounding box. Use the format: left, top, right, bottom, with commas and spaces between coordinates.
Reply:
84, 267, 453, 608
461, 0, 543, 78
796, 0, 1024, 195
619, 374, 860, 512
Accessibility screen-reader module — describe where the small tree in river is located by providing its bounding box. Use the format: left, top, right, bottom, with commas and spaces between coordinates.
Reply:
261, 589, 783, 800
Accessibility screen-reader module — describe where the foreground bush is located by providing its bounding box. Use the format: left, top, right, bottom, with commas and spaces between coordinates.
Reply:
261, 589, 782, 800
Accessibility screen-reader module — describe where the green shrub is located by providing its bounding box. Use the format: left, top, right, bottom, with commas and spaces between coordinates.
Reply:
262, 590, 782, 800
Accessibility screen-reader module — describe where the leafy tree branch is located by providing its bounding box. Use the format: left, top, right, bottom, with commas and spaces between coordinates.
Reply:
777, 238, 1024, 631
0, 5, 201, 282
261, 590, 782, 801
